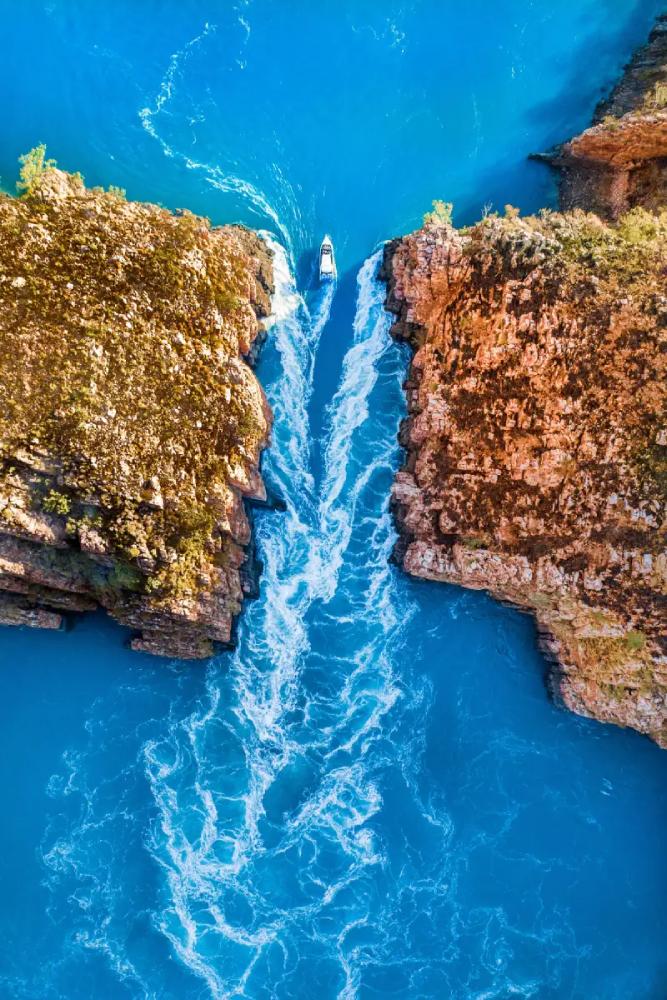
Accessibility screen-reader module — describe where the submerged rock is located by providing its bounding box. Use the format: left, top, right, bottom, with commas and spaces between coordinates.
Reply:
383, 19, 667, 745
0, 156, 274, 658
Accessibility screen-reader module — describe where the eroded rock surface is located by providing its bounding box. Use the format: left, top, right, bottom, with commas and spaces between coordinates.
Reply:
383, 18, 667, 744
0, 162, 273, 658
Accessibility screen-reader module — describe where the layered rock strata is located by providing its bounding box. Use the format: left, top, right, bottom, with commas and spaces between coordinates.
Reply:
0, 160, 273, 658
383, 20, 667, 745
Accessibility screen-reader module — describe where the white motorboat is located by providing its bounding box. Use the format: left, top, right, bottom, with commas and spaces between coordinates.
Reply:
319, 235, 336, 281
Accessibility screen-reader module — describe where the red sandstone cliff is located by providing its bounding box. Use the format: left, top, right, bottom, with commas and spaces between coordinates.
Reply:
383, 18, 667, 744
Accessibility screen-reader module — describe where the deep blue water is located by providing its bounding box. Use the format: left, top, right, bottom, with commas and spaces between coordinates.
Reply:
1, 2, 667, 997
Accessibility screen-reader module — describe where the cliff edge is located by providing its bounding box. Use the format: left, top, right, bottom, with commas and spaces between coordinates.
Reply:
0, 152, 273, 658
383, 19, 667, 744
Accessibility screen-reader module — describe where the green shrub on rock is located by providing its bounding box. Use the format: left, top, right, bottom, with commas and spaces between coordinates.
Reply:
17, 144, 57, 195
42, 490, 71, 516
424, 200, 454, 226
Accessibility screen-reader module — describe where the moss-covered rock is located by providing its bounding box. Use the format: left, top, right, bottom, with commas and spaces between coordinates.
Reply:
0, 154, 274, 658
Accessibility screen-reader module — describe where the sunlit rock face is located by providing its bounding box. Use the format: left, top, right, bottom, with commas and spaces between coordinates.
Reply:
0, 165, 273, 658
382, 16, 667, 745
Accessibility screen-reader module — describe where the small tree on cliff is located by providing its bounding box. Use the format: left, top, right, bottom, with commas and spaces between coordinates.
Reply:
424, 200, 453, 226
17, 144, 57, 195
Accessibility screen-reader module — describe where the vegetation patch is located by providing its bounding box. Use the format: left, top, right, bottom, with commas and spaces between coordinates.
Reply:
0, 149, 272, 605
424, 200, 453, 226
42, 490, 71, 516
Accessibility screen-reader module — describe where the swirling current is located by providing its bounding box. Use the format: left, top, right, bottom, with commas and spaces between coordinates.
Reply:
0, 3, 666, 998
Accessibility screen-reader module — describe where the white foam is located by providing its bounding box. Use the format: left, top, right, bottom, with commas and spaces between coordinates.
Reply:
315, 248, 393, 601
40, 234, 460, 998
158, 240, 427, 993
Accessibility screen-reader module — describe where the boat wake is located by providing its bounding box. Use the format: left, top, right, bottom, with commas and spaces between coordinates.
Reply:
35, 32, 532, 999
138, 240, 437, 998
139, 22, 306, 259
38, 206, 458, 997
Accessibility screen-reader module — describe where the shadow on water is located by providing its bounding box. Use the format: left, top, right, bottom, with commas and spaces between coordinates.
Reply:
453, 0, 664, 222
295, 247, 319, 290
523, 0, 664, 140
647, 966, 667, 1000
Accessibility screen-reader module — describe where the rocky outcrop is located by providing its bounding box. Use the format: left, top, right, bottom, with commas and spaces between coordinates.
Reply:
542, 14, 667, 218
383, 19, 667, 745
0, 155, 274, 658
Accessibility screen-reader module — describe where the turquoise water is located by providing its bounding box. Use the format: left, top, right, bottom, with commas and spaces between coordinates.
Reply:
1, 2, 667, 997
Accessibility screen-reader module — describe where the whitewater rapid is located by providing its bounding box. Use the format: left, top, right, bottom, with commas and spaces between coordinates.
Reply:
136, 240, 435, 998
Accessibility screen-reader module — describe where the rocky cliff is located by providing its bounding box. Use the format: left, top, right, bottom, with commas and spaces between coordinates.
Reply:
383, 19, 667, 745
0, 152, 273, 658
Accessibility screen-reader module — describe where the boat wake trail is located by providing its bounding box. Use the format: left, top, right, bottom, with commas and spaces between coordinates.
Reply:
317, 248, 396, 600
137, 245, 455, 998
139, 23, 306, 258
40, 234, 455, 998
